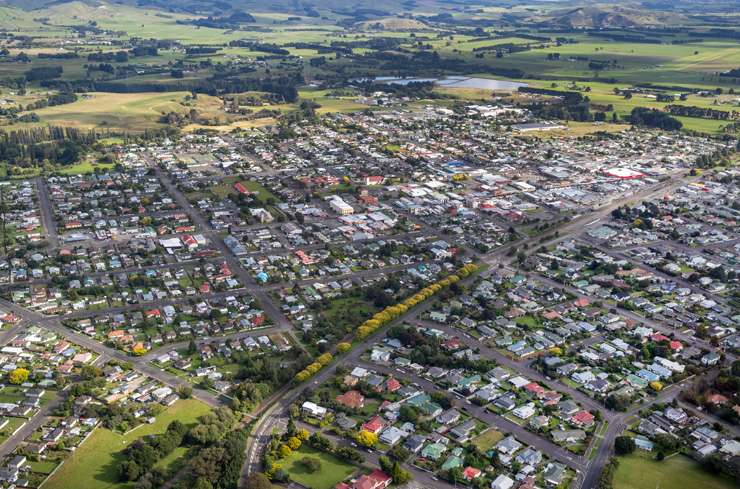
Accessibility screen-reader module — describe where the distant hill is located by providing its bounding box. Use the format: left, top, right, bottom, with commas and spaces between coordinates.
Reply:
534, 6, 688, 28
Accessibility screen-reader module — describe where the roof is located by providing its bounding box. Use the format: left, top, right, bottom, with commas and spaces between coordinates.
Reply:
336, 390, 365, 409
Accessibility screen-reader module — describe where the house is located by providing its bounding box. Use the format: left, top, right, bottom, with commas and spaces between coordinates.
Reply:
404, 434, 426, 453
450, 419, 477, 442
379, 426, 406, 445
513, 402, 536, 420
543, 463, 566, 486
462, 466, 481, 481
552, 429, 586, 443
336, 390, 365, 409
496, 435, 522, 455
302, 401, 327, 419
336, 414, 357, 431
347, 469, 392, 489
570, 410, 595, 427
421, 442, 447, 460
362, 416, 385, 435
491, 474, 515, 489
436, 409, 461, 426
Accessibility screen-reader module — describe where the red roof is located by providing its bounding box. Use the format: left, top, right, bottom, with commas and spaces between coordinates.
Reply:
234, 182, 250, 195
362, 415, 384, 434
353, 470, 391, 489
651, 333, 670, 343
336, 390, 365, 409
386, 378, 401, 392
571, 410, 595, 426
463, 466, 481, 480
524, 382, 545, 395
669, 340, 683, 351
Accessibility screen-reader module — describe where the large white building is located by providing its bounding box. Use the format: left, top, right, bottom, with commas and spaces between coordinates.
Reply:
328, 196, 354, 215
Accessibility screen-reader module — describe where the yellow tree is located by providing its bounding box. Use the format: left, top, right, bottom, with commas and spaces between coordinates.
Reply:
356, 430, 378, 447
8, 367, 29, 385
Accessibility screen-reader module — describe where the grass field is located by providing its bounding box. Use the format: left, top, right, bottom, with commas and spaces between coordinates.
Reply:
472, 428, 504, 452
42, 399, 210, 489
282, 446, 356, 489
614, 452, 736, 489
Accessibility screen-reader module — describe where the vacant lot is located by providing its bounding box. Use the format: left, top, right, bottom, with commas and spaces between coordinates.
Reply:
472, 428, 504, 452
42, 399, 210, 489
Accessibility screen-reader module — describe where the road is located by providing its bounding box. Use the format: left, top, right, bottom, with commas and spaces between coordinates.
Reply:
0, 390, 67, 459
356, 360, 586, 472
0, 297, 223, 408
35, 177, 59, 249
240, 172, 715, 489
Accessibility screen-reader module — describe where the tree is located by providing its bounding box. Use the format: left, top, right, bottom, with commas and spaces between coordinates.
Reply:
287, 436, 302, 450
614, 436, 635, 455
355, 430, 378, 447
390, 461, 411, 484
193, 478, 214, 489
245, 473, 273, 489
8, 367, 29, 385
296, 428, 310, 441
278, 444, 292, 458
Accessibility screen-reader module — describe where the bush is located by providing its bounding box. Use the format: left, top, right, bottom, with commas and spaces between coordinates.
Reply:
298, 456, 321, 473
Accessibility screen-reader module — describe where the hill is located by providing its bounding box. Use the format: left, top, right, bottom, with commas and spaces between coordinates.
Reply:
537, 6, 688, 28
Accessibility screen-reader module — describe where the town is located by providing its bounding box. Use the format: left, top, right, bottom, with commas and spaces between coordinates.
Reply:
0, 90, 735, 489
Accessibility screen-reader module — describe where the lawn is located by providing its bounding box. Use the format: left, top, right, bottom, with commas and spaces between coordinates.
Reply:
42, 399, 210, 489
613, 452, 736, 489
282, 446, 356, 489
472, 428, 504, 452
57, 160, 115, 176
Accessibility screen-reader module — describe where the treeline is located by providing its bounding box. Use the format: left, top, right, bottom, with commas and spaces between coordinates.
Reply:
0, 126, 96, 166
521, 87, 593, 122
667, 105, 738, 120
25, 65, 63, 82
228, 40, 290, 56
40, 75, 301, 101
629, 107, 683, 130
518, 86, 585, 104
85, 46, 159, 63
178, 11, 256, 29
38, 52, 79, 59
186, 46, 221, 55
587, 32, 662, 44
25, 92, 77, 110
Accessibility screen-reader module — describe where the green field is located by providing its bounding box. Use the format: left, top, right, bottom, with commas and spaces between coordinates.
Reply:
472, 428, 504, 452
282, 446, 356, 489
614, 452, 737, 489
42, 399, 211, 489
